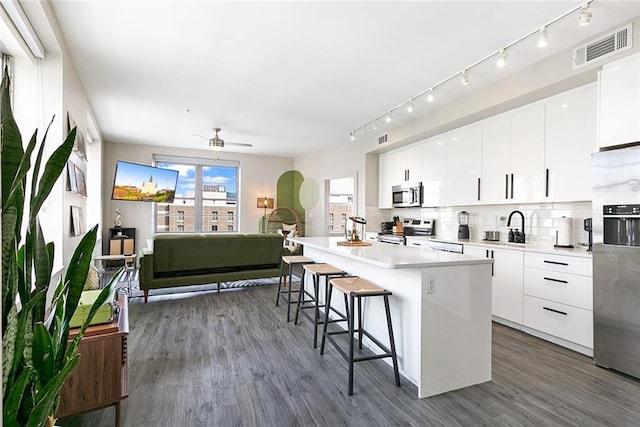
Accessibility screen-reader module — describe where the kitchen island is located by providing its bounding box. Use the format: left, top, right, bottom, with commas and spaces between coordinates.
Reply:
288, 236, 494, 398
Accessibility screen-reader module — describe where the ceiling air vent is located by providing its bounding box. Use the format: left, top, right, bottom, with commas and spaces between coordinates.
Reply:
377, 133, 388, 145
573, 24, 632, 69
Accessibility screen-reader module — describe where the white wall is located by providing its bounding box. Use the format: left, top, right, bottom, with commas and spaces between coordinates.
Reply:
103, 142, 294, 250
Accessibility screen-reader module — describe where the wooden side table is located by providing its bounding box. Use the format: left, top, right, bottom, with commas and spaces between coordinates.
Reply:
57, 294, 129, 427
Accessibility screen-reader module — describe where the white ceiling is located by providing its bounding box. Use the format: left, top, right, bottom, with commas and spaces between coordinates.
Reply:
48, 0, 640, 158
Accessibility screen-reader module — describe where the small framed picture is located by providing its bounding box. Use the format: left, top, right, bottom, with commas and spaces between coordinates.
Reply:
74, 164, 86, 196
67, 160, 78, 192
70, 205, 82, 236
67, 112, 86, 160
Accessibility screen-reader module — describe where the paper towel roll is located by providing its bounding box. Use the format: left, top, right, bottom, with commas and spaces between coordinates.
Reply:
555, 217, 573, 247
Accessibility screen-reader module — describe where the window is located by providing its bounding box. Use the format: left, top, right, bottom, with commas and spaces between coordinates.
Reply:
341, 213, 347, 222
154, 155, 239, 233
329, 213, 334, 224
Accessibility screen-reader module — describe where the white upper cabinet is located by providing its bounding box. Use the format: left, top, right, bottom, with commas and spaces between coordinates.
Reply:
480, 104, 545, 204
509, 104, 546, 202
545, 83, 597, 202
480, 113, 511, 204
598, 52, 640, 149
445, 123, 482, 206
393, 143, 423, 183
421, 136, 446, 207
378, 151, 393, 208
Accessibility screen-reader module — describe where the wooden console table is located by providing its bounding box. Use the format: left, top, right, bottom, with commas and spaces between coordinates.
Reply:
57, 294, 129, 427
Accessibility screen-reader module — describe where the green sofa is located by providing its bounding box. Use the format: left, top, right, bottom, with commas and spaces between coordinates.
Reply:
138, 233, 285, 303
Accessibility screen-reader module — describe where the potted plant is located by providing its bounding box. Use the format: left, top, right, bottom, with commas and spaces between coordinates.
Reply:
2, 68, 116, 427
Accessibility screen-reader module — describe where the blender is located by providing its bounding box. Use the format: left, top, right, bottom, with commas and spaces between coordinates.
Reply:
458, 211, 470, 240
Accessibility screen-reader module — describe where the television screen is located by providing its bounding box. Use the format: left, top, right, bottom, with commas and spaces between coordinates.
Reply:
111, 161, 179, 203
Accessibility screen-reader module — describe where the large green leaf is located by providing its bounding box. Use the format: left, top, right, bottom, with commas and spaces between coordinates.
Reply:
1, 205, 18, 327
30, 127, 75, 222
27, 354, 80, 427
0, 67, 24, 209
2, 367, 33, 427
2, 303, 18, 396
61, 225, 97, 327
31, 323, 54, 386
32, 219, 51, 322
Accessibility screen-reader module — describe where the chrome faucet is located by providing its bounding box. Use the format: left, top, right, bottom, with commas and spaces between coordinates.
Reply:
507, 210, 526, 243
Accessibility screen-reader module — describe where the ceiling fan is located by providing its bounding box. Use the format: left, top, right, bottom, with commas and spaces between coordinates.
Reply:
193, 127, 253, 151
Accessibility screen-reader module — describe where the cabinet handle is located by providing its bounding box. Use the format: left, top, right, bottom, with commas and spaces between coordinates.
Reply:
544, 276, 568, 284
122, 335, 128, 365
490, 250, 494, 276
510, 174, 514, 199
545, 168, 550, 197
477, 177, 481, 201
412, 242, 421, 246
543, 260, 569, 266
543, 306, 568, 316
505, 174, 509, 199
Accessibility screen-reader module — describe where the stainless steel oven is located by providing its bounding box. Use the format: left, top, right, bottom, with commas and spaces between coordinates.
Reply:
392, 182, 423, 208
603, 204, 640, 246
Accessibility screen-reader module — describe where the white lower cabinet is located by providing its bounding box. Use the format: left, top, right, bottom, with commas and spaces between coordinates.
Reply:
364, 232, 378, 242
405, 237, 428, 248
464, 245, 524, 324
523, 296, 593, 348
523, 252, 593, 349
465, 244, 593, 352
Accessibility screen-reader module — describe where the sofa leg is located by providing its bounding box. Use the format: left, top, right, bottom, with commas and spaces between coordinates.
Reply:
144, 290, 149, 303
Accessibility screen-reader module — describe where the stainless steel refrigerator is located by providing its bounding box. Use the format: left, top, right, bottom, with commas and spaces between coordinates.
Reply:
592, 144, 640, 379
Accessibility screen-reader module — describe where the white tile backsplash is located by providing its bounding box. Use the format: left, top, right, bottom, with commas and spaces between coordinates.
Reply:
373, 201, 592, 248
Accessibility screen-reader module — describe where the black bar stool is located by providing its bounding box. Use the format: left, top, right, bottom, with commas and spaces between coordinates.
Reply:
294, 263, 347, 348
320, 276, 401, 396
276, 255, 314, 322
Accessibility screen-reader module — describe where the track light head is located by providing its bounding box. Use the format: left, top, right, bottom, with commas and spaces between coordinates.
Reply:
578, 4, 591, 26
349, 132, 355, 141
426, 89, 435, 103
460, 70, 469, 86
372, 120, 378, 130
406, 101, 414, 113
360, 128, 366, 136
537, 27, 549, 48
385, 112, 392, 123
496, 49, 508, 68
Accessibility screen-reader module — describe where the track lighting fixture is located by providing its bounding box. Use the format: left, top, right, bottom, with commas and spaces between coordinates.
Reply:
349, 1, 598, 141
349, 132, 355, 141
426, 89, 435, 103
460, 70, 469, 86
496, 49, 508, 68
578, 4, 592, 26
360, 128, 366, 136
406, 101, 414, 113
538, 27, 549, 47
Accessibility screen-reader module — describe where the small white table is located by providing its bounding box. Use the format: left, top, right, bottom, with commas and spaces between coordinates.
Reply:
93, 254, 138, 295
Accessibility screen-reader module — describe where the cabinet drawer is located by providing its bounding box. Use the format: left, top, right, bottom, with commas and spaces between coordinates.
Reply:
523, 296, 593, 348
406, 237, 428, 247
524, 267, 592, 310
524, 252, 592, 276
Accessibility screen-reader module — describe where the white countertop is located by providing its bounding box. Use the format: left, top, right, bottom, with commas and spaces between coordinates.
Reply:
404, 235, 592, 258
288, 236, 494, 269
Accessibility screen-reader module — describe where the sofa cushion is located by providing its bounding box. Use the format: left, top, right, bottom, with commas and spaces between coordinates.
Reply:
152, 233, 283, 276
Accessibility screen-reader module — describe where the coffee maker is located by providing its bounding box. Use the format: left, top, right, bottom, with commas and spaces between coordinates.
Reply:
584, 218, 593, 252
458, 211, 470, 240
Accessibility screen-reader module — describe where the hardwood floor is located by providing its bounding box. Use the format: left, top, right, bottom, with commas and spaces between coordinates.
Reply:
59, 284, 640, 426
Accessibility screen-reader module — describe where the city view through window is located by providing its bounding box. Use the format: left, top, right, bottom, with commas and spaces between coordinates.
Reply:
155, 162, 238, 233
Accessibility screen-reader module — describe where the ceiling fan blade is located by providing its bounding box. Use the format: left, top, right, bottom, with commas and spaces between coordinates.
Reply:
193, 133, 209, 140
225, 142, 253, 147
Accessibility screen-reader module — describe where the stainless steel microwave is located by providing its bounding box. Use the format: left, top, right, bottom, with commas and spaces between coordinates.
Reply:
392, 182, 422, 208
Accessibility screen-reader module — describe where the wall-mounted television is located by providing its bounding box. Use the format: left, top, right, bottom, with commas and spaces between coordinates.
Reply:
111, 160, 179, 203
